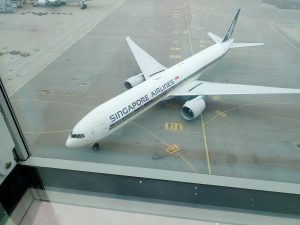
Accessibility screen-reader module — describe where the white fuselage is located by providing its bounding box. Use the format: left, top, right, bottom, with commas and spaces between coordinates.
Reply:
66, 41, 232, 147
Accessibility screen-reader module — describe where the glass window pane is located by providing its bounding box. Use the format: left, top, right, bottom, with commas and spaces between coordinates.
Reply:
1, 0, 300, 185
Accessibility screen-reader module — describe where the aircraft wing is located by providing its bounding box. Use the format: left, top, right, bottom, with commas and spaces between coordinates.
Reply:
126, 37, 166, 80
169, 80, 300, 96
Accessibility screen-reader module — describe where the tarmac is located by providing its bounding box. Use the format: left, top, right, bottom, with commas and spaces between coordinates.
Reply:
1, 0, 300, 184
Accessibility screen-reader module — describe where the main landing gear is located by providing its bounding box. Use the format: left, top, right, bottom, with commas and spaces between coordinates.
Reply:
92, 143, 100, 151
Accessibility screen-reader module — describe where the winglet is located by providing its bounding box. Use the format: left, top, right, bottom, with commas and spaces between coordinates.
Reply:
222, 8, 241, 43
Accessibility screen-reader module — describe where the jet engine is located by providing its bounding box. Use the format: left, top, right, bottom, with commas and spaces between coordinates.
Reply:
124, 73, 145, 89
38, 0, 48, 5
181, 96, 206, 120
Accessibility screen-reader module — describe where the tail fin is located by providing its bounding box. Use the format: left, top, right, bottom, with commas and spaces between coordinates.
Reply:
222, 8, 241, 43
221, 8, 264, 48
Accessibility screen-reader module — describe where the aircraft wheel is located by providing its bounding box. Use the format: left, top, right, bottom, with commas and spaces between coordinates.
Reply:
92, 143, 100, 151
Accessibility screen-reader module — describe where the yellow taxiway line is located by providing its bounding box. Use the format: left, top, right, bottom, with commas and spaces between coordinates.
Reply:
182, 0, 212, 175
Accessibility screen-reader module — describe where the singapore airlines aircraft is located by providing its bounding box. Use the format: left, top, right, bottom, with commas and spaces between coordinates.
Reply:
66, 9, 300, 150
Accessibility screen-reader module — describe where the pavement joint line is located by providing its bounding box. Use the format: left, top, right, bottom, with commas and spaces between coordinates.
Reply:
182, 0, 193, 55
85, 96, 97, 99
182, 0, 211, 174
200, 40, 210, 43
24, 130, 71, 134
11, 99, 91, 109
270, 22, 300, 52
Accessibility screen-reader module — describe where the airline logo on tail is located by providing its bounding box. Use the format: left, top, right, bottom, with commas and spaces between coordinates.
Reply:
222, 8, 241, 42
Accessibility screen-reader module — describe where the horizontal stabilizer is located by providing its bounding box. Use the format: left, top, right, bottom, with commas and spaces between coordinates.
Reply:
207, 32, 222, 43
170, 80, 300, 96
230, 42, 264, 48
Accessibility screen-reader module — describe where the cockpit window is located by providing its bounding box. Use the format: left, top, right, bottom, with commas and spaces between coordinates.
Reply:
70, 132, 85, 139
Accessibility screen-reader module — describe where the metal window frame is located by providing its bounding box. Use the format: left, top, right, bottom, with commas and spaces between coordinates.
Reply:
0, 77, 29, 161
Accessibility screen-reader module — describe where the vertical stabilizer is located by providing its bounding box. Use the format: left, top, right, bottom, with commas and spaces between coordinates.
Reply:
222, 8, 241, 42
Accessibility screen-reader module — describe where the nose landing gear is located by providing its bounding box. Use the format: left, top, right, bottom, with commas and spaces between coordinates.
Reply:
80, 0, 87, 9
92, 143, 100, 151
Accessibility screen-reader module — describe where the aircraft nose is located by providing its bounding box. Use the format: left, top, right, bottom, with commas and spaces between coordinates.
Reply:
66, 136, 75, 148
66, 134, 87, 148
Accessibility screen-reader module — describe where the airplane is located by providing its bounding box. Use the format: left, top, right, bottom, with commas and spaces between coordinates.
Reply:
66, 9, 300, 150
34, 0, 87, 9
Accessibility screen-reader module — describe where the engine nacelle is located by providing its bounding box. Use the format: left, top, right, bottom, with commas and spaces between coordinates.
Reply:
38, 0, 48, 5
181, 96, 206, 120
124, 73, 145, 89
